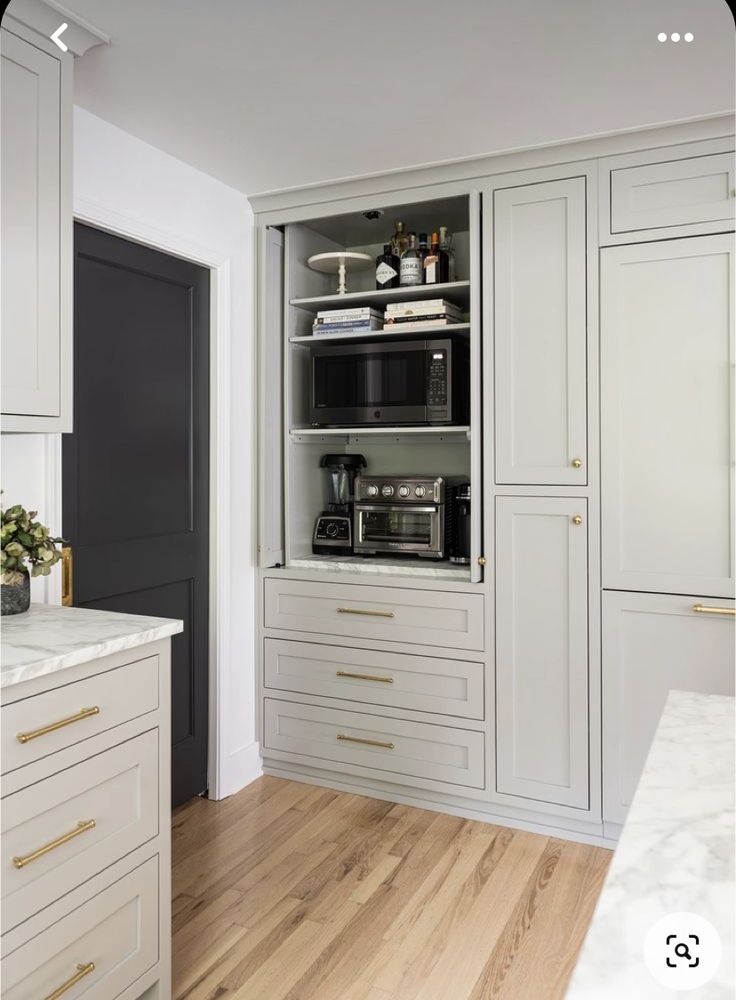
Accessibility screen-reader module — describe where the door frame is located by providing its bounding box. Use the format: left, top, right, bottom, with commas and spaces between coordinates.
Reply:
46, 196, 233, 800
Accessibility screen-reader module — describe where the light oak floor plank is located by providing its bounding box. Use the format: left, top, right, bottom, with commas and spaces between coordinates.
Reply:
172, 776, 611, 1000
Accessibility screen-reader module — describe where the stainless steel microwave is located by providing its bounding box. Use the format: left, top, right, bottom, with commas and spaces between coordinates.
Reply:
309, 338, 469, 427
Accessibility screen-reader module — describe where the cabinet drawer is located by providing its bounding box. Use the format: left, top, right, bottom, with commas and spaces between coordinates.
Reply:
1, 856, 158, 999
264, 698, 484, 793
2, 730, 158, 931
264, 638, 484, 720
264, 579, 484, 651
609, 151, 735, 235
1, 655, 159, 775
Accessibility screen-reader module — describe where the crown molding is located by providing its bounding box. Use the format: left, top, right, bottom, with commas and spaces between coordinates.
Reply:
4, 0, 109, 56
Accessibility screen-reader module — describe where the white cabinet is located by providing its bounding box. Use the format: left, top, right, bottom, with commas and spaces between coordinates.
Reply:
601, 234, 735, 599
492, 177, 588, 485
495, 497, 589, 809
0, 23, 71, 431
602, 591, 735, 825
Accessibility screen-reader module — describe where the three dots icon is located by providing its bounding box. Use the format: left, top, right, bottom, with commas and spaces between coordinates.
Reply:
658, 32, 694, 42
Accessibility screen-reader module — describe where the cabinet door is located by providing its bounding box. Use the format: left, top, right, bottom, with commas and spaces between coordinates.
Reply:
494, 177, 587, 485
602, 591, 735, 824
601, 235, 735, 598
0, 29, 61, 418
495, 497, 589, 808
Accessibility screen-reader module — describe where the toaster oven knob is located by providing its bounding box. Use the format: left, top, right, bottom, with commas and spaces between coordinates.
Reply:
366, 484, 378, 497
381, 484, 395, 497
398, 485, 411, 498
414, 485, 426, 498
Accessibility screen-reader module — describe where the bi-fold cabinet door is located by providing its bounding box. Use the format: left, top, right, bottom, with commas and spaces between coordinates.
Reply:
495, 497, 589, 809
491, 176, 588, 485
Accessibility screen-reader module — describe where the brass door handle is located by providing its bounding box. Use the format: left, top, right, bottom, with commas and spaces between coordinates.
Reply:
61, 546, 73, 607
336, 670, 394, 684
44, 962, 95, 1000
336, 607, 395, 618
16, 706, 100, 744
572, 515, 583, 525
13, 819, 96, 869
692, 604, 736, 616
337, 733, 395, 750
571, 458, 583, 469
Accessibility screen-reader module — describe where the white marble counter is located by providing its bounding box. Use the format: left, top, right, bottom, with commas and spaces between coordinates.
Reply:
568, 690, 735, 999
289, 555, 472, 581
1, 604, 183, 689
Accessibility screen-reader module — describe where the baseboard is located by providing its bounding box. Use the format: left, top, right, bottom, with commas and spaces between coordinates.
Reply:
215, 741, 263, 800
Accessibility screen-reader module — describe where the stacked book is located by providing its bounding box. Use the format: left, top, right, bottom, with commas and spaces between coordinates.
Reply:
312, 307, 382, 335
383, 299, 462, 330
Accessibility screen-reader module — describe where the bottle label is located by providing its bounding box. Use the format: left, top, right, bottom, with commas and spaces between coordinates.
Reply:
376, 262, 398, 285
400, 258, 422, 285
424, 255, 438, 284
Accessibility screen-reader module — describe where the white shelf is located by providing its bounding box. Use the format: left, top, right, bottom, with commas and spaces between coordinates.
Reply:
290, 323, 470, 346
289, 426, 470, 444
290, 280, 471, 312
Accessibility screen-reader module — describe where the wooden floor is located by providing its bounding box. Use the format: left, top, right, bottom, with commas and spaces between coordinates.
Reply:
171, 776, 612, 1000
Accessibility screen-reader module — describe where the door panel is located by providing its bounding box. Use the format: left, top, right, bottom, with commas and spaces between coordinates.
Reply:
493, 177, 587, 485
64, 224, 209, 807
601, 235, 735, 598
495, 496, 589, 808
602, 590, 735, 824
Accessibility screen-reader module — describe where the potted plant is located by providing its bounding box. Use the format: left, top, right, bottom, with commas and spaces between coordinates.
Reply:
1, 501, 64, 615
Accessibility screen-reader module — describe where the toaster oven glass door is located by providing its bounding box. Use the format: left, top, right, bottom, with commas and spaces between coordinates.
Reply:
356, 504, 441, 555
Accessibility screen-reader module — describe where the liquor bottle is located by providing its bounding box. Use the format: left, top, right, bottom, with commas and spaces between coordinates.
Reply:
418, 233, 429, 267
391, 221, 408, 259
399, 233, 423, 286
375, 244, 400, 290
439, 226, 456, 282
423, 232, 449, 285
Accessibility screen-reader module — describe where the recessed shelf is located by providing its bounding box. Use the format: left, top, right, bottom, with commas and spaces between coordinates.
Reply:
290, 280, 471, 312
289, 426, 471, 444
289, 323, 470, 346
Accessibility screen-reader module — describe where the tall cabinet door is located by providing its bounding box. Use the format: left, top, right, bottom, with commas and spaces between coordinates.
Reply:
495, 497, 589, 809
601, 235, 735, 598
493, 177, 588, 485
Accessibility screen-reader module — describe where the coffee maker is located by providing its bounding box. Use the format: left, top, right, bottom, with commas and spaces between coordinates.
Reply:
312, 454, 367, 555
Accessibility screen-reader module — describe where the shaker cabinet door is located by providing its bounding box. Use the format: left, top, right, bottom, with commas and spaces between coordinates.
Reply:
495, 497, 589, 809
1, 28, 62, 421
601, 235, 735, 598
493, 177, 588, 485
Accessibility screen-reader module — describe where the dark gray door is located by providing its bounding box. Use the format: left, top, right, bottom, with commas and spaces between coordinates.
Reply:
63, 223, 210, 807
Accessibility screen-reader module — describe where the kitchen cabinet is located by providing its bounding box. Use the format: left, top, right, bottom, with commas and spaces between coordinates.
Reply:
601, 234, 735, 599
494, 496, 589, 809
602, 590, 735, 825
492, 176, 588, 485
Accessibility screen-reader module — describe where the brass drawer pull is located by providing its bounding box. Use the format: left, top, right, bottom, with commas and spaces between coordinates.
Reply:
692, 604, 736, 616
45, 962, 95, 1000
336, 607, 395, 618
13, 819, 96, 869
337, 733, 395, 750
336, 670, 393, 684
16, 706, 100, 744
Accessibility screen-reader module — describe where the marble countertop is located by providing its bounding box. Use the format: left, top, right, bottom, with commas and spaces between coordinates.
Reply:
1, 604, 183, 690
288, 555, 472, 581
568, 690, 735, 999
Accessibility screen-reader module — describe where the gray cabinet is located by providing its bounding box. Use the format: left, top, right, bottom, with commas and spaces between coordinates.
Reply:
495, 497, 589, 809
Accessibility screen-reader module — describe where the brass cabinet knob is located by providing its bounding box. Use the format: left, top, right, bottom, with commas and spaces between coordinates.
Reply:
478, 556, 487, 566
572, 515, 583, 525
571, 458, 583, 469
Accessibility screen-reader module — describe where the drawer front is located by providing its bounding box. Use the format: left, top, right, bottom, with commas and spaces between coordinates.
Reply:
1, 655, 159, 775
264, 579, 484, 651
610, 152, 735, 235
2, 856, 158, 999
2, 730, 158, 931
264, 638, 484, 720
264, 698, 484, 792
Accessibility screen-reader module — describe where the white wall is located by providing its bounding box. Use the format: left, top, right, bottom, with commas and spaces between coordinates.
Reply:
1, 106, 260, 798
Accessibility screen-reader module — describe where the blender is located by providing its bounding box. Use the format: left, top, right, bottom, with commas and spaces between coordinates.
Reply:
312, 454, 367, 555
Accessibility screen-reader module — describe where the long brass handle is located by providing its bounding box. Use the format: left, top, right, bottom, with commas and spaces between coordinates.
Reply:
44, 962, 96, 1000
337, 733, 395, 750
61, 546, 73, 607
16, 706, 100, 744
692, 604, 736, 616
336, 670, 394, 684
336, 607, 395, 618
13, 819, 96, 869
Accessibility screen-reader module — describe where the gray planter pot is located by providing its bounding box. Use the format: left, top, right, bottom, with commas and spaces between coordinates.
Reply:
1, 571, 30, 616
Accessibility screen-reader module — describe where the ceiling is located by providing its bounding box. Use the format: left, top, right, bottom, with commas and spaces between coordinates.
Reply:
45, 0, 736, 196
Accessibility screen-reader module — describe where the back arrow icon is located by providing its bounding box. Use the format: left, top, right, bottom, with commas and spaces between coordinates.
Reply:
50, 23, 68, 52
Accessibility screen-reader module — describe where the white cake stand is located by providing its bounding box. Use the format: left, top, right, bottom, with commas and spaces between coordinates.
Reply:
307, 251, 373, 295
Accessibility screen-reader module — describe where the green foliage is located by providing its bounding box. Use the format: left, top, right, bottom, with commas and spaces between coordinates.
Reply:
1, 497, 64, 585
